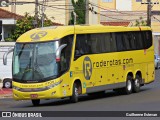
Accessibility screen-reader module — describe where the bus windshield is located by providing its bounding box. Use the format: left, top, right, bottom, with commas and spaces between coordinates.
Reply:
13, 41, 59, 82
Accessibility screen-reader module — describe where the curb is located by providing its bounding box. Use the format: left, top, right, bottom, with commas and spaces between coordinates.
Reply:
0, 94, 12, 99
0, 88, 13, 99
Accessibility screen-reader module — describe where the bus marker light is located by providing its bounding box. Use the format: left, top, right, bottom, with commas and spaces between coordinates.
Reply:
51, 91, 56, 95
144, 49, 146, 55
30, 94, 38, 99
14, 94, 18, 97
123, 65, 126, 70
56, 58, 61, 62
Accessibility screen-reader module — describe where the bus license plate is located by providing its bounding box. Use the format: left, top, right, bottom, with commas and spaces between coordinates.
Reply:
30, 94, 38, 99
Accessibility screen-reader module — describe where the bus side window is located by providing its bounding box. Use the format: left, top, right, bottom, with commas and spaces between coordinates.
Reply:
123, 32, 131, 50
99, 33, 111, 53
75, 34, 91, 59
90, 34, 99, 53
60, 35, 73, 73
110, 33, 117, 52
128, 32, 136, 50
116, 32, 125, 51
75, 45, 81, 58
134, 32, 143, 50
144, 31, 152, 49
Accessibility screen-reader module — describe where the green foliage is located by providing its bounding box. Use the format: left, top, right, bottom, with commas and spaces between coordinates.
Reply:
69, 0, 86, 25
6, 13, 53, 42
135, 17, 147, 26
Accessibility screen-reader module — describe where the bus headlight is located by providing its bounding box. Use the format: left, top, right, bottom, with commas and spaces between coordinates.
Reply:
46, 80, 63, 89
13, 86, 21, 91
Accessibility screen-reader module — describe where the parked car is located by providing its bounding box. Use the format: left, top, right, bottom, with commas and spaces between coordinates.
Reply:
0, 42, 14, 88
2, 78, 12, 88
0, 79, 3, 89
0, 59, 12, 88
154, 54, 160, 69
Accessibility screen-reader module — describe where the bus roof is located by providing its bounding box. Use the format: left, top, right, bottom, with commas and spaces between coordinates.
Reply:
16, 25, 151, 43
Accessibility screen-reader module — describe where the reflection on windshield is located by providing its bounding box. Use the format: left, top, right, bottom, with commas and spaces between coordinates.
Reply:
13, 41, 59, 82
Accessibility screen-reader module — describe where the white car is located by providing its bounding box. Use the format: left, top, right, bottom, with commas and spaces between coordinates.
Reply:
0, 59, 12, 88
154, 54, 160, 69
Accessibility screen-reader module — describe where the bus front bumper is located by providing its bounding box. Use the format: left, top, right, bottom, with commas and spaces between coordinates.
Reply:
13, 86, 64, 100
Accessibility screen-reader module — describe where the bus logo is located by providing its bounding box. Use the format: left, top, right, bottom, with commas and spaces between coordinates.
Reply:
83, 56, 92, 80
30, 31, 47, 40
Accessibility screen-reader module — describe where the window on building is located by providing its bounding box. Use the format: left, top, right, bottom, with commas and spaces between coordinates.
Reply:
102, 0, 113, 2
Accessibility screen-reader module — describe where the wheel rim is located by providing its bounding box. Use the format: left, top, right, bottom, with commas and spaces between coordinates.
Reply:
135, 79, 140, 87
75, 87, 78, 96
5, 82, 11, 88
127, 80, 132, 91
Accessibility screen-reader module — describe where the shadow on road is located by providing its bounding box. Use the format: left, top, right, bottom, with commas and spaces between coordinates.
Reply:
23, 87, 152, 108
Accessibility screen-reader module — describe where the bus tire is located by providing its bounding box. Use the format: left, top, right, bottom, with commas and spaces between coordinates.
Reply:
70, 83, 79, 103
156, 63, 159, 69
3, 79, 12, 88
133, 75, 141, 93
32, 99, 40, 106
123, 76, 133, 94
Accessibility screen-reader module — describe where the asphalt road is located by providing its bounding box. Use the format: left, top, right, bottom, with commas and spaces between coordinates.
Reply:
1, 69, 160, 117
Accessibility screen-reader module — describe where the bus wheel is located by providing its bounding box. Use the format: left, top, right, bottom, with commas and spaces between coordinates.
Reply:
124, 76, 133, 94
133, 75, 141, 93
32, 99, 40, 106
70, 83, 79, 103
3, 79, 12, 88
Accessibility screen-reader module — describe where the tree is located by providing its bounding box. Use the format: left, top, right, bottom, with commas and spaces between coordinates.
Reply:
6, 13, 53, 42
69, 0, 86, 25
135, 16, 147, 26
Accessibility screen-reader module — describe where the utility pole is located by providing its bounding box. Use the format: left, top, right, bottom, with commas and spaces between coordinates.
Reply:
41, 0, 45, 27
147, 0, 152, 27
73, 12, 76, 25
35, 0, 38, 28
85, 0, 89, 24
141, 0, 159, 27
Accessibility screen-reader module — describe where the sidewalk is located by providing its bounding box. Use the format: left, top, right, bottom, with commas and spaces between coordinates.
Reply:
0, 88, 12, 98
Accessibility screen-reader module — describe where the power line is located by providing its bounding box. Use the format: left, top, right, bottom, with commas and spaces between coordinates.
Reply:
89, 1, 146, 16
90, 9, 147, 21
141, 0, 159, 26
152, 15, 160, 22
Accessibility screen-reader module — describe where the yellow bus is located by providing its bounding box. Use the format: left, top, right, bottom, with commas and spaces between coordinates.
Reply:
3, 25, 154, 106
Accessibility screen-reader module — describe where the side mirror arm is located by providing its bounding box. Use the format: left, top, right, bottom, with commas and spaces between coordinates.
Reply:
3, 48, 14, 65
56, 44, 67, 61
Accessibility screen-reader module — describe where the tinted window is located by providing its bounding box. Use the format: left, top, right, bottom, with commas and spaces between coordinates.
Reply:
60, 35, 73, 73
74, 30, 152, 59
144, 31, 152, 49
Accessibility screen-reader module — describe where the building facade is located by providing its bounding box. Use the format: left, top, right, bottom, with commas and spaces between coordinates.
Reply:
1, 0, 160, 54
1, 0, 67, 25
98, 0, 160, 55
0, 8, 23, 41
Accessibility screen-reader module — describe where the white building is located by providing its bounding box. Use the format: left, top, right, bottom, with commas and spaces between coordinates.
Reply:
0, 8, 22, 41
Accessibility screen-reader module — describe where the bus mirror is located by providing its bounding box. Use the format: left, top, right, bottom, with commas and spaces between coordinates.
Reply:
3, 48, 14, 65
56, 44, 67, 62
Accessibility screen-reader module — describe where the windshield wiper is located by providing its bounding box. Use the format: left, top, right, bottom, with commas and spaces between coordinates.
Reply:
21, 57, 32, 80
